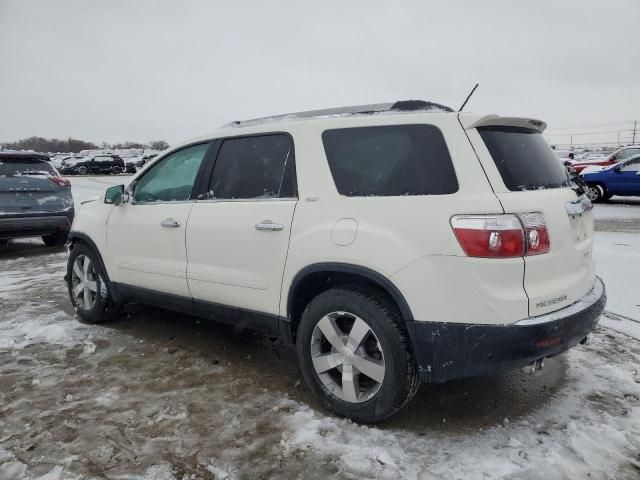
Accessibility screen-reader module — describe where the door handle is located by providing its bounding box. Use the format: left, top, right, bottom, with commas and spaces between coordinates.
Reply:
160, 218, 180, 228
255, 220, 284, 231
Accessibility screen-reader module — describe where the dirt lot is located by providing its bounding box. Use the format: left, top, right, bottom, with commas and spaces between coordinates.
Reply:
0, 239, 639, 480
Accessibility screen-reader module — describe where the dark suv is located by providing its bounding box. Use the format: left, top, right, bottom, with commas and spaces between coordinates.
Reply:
0, 152, 74, 246
60, 154, 125, 175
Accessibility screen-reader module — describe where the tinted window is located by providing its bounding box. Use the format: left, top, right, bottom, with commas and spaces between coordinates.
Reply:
478, 127, 570, 191
133, 143, 208, 203
322, 125, 458, 196
0, 159, 56, 177
209, 134, 296, 199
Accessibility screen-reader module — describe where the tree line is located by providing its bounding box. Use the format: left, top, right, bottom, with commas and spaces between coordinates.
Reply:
1, 137, 170, 153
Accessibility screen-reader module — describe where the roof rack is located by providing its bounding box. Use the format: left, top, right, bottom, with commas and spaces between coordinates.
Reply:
227, 100, 454, 127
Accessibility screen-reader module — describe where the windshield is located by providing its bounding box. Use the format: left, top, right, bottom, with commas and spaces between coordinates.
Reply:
0, 159, 57, 177
478, 126, 571, 191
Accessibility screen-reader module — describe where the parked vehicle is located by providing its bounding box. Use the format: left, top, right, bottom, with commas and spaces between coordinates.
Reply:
570, 145, 640, 173
580, 154, 640, 202
60, 154, 125, 175
124, 153, 157, 173
65, 101, 605, 422
0, 152, 74, 246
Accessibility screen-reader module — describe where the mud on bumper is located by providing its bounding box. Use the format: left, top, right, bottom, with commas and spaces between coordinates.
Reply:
406, 277, 606, 383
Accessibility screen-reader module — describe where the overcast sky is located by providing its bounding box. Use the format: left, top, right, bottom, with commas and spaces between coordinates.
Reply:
1, 0, 638, 146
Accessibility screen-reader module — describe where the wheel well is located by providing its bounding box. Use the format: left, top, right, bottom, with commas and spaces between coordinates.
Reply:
287, 266, 412, 341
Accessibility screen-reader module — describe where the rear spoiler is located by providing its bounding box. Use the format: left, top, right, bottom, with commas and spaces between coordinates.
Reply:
460, 114, 547, 133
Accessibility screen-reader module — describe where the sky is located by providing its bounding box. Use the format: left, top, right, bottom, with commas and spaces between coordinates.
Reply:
1, 0, 639, 147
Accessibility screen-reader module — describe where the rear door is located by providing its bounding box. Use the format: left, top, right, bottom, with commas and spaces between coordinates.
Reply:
186, 133, 297, 316
461, 115, 595, 317
0, 158, 71, 214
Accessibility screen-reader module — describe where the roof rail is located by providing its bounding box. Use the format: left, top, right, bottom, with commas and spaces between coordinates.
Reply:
226, 100, 453, 127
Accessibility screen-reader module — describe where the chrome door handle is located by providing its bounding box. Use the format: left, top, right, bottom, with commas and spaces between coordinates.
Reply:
160, 218, 180, 228
255, 220, 284, 231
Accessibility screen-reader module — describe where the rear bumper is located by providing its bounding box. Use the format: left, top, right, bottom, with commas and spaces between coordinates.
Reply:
406, 276, 606, 383
0, 211, 74, 239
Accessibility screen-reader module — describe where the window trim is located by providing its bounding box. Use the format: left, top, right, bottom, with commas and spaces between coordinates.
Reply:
128, 140, 214, 206
196, 131, 298, 202
321, 123, 458, 197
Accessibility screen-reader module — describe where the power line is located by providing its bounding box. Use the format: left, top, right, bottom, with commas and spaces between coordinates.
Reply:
546, 129, 628, 136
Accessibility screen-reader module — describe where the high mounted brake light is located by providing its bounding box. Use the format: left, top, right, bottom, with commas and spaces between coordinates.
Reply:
451, 213, 550, 258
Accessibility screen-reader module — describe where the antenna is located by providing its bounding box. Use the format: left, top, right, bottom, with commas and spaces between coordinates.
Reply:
458, 83, 479, 112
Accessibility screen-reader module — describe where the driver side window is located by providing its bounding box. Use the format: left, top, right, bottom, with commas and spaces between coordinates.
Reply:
619, 160, 640, 172
132, 143, 209, 203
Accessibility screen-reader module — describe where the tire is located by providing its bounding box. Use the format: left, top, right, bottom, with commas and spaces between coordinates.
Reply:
77, 165, 88, 175
42, 232, 68, 247
66, 243, 121, 323
296, 285, 418, 423
112, 165, 123, 175
586, 184, 603, 203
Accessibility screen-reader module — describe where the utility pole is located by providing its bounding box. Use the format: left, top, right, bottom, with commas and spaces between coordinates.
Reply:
617, 131, 620, 146
633, 121, 637, 145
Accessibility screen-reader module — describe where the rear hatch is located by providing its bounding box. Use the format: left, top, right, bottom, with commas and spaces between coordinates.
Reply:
460, 114, 596, 317
0, 158, 72, 215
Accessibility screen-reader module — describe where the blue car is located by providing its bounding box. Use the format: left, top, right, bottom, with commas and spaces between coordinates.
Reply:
580, 154, 640, 202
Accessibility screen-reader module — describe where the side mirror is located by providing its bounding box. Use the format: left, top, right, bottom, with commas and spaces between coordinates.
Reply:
104, 185, 125, 205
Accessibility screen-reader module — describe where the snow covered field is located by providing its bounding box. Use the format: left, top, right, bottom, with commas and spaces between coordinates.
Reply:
0, 179, 639, 479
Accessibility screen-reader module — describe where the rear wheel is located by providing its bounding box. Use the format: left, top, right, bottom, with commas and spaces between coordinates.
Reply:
296, 285, 418, 423
111, 165, 123, 175
586, 184, 603, 202
42, 232, 68, 247
66, 243, 121, 323
77, 165, 88, 175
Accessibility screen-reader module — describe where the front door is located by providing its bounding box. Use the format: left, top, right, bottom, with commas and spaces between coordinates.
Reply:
106, 142, 210, 297
609, 158, 640, 195
186, 134, 297, 316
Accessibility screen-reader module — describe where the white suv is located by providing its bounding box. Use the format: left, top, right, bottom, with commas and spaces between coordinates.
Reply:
65, 101, 606, 423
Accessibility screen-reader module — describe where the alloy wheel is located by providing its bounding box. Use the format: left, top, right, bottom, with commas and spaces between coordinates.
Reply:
310, 311, 385, 403
71, 254, 98, 310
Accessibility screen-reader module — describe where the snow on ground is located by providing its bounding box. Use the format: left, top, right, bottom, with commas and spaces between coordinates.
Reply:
0, 181, 638, 479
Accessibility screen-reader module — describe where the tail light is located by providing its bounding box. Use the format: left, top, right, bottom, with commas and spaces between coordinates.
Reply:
451, 213, 549, 258
520, 212, 550, 255
48, 176, 71, 188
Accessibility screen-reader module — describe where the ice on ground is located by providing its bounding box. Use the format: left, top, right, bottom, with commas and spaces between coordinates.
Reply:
594, 231, 640, 338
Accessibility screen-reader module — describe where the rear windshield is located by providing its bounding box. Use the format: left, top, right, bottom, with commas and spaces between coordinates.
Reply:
478, 127, 570, 191
0, 159, 56, 177
322, 124, 458, 196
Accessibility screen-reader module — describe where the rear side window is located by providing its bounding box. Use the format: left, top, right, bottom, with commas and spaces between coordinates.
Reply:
0, 159, 56, 177
209, 134, 296, 199
478, 127, 570, 191
322, 125, 458, 196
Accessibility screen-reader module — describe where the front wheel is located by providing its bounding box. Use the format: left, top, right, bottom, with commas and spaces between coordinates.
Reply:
296, 286, 418, 423
77, 165, 88, 175
586, 184, 603, 203
66, 243, 121, 323
111, 165, 123, 175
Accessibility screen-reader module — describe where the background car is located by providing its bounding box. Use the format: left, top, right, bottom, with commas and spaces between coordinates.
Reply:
570, 145, 640, 173
0, 152, 74, 246
580, 154, 640, 202
60, 154, 125, 175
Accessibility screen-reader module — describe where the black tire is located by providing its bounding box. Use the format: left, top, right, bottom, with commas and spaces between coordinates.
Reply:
66, 242, 121, 323
42, 232, 68, 247
296, 285, 418, 423
112, 165, 123, 175
77, 165, 88, 175
586, 184, 603, 203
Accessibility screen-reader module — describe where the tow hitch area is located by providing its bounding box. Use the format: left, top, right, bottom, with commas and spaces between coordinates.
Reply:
521, 358, 545, 375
